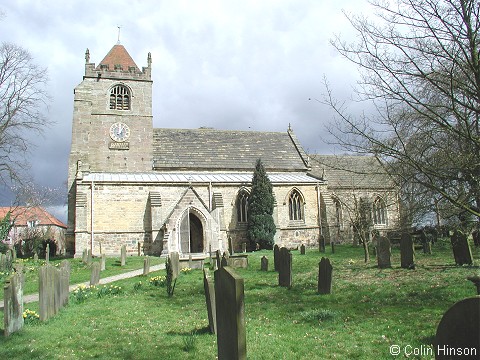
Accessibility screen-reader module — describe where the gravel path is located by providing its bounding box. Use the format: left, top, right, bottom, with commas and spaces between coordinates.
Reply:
0, 263, 165, 311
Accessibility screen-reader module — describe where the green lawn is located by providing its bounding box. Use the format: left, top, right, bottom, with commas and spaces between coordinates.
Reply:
1, 242, 479, 359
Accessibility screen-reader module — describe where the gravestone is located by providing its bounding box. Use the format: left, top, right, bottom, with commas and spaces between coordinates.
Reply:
188, 254, 193, 269
120, 245, 126, 266
228, 237, 234, 254
137, 242, 141, 256
203, 268, 216, 334
228, 254, 249, 268
90, 262, 100, 286
45, 244, 50, 263
143, 257, 150, 276
33, 252, 39, 262
260, 256, 268, 271
3, 272, 24, 337
215, 249, 222, 270
300, 244, 306, 255
39, 264, 57, 321
376, 236, 391, 269
242, 243, 247, 253
214, 266, 246, 360
87, 249, 93, 264
82, 249, 88, 264
100, 253, 106, 271
278, 247, 292, 288
221, 254, 228, 267
58, 260, 70, 308
319, 235, 326, 253
420, 231, 432, 254
434, 297, 480, 359
170, 251, 180, 279
273, 244, 280, 272
450, 231, 473, 265
209, 244, 213, 268
331, 241, 335, 254
318, 257, 332, 294
0, 253, 5, 271
400, 233, 415, 269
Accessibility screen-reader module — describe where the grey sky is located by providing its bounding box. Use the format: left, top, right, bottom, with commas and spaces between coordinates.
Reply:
0, 0, 368, 221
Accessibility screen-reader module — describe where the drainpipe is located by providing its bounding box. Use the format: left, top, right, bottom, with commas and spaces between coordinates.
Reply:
316, 183, 323, 236
91, 180, 94, 255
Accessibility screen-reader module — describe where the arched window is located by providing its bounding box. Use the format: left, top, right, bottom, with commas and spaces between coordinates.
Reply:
373, 197, 387, 225
236, 190, 249, 223
109, 85, 131, 110
333, 197, 343, 229
289, 189, 304, 221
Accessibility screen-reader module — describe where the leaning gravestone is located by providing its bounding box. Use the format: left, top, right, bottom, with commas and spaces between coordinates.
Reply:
203, 268, 216, 334
260, 256, 268, 271
318, 257, 332, 295
273, 244, 280, 272
377, 236, 392, 269
143, 257, 150, 276
434, 297, 480, 359
450, 231, 473, 265
300, 244, 306, 255
214, 266, 246, 360
278, 247, 292, 288
120, 245, 126, 266
3, 271, 24, 337
90, 262, 100, 286
170, 251, 180, 280
400, 233, 415, 269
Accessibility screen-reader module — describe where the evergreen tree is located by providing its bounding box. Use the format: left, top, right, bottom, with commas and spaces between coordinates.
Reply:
247, 159, 276, 250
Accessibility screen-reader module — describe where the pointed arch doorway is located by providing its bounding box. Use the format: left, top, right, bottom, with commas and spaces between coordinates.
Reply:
179, 209, 204, 254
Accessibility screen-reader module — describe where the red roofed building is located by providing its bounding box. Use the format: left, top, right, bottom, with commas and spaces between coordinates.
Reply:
0, 207, 67, 255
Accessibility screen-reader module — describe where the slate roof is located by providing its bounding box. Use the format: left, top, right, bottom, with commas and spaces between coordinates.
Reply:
309, 154, 395, 190
0, 207, 67, 228
96, 44, 139, 71
152, 128, 310, 172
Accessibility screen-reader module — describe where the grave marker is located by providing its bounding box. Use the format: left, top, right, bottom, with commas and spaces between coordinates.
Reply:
300, 244, 306, 255
319, 235, 326, 253
120, 245, 126, 266
318, 257, 332, 294
3, 272, 24, 337
39, 264, 56, 321
90, 262, 100, 286
45, 244, 50, 263
278, 247, 292, 288
214, 266, 246, 360
100, 253, 106, 271
377, 236, 392, 269
203, 268, 216, 334
242, 243, 247, 253
273, 244, 280, 272
450, 231, 473, 265
170, 251, 180, 279
434, 297, 480, 359
400, 233, 415, 269
260, 256, 268, 271
82, 249, 88, 264
143, 257, 150, 276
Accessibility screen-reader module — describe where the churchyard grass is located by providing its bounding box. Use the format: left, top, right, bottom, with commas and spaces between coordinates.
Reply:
0, 256, 164, 302
0, 243, 478, 359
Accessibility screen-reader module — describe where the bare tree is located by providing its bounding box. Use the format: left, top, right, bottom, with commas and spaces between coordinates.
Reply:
322, 0, 480, 226
0, 42, 50, 185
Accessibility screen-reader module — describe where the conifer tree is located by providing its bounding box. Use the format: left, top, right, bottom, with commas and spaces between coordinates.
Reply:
247, 159, 276, 250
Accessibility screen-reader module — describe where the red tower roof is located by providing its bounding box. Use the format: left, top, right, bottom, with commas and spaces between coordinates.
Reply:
97, 44, 139, 71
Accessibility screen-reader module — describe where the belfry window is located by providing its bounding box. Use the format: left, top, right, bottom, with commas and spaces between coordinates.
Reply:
109, 85, 131, 110
373, 197, 387, 225
289, 189, 304, 221
237, 190, 249, 223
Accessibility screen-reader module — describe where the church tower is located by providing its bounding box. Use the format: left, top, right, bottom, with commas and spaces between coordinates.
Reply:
66, 44, 153, 253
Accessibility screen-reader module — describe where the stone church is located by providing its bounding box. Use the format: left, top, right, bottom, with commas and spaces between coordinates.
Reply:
66, 43, 399, 257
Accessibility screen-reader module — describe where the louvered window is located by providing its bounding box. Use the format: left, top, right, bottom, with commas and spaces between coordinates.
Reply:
109, 85, 131, 110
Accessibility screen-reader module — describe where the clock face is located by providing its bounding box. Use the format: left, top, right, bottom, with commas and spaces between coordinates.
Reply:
109, 122, 130, 142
